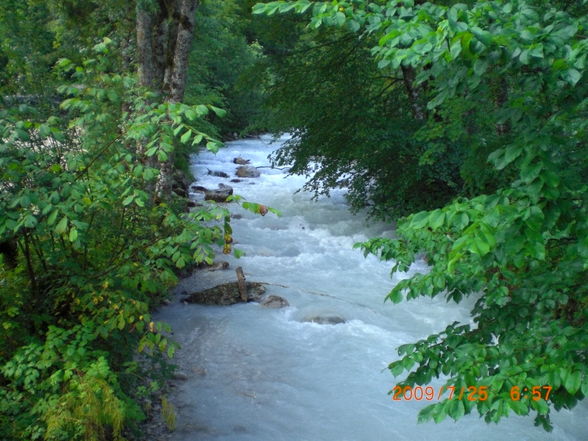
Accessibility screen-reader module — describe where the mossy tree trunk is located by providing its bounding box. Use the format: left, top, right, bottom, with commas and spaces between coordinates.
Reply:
136, 0, 198, 198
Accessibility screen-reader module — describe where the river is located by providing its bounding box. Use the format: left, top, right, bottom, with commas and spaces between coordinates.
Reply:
154, 135, 588, 441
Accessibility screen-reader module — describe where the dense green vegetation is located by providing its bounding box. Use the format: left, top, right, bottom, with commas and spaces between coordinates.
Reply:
186, 1, 266, 136
0, 1, 262, 439
256, 13, 477, 217
255, 0, 588, 431
1, 0, 587, 438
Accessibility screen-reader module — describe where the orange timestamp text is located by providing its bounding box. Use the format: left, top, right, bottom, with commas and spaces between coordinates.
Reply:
391, 385, 553, 402
391, 385, 489, 401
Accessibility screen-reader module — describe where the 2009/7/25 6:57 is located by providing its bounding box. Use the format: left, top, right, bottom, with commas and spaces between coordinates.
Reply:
390, 385, 552, 402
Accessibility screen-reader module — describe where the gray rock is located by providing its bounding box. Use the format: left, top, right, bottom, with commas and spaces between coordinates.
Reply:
236, 165, 260, 178
199, 260, 229, 271
191, 185, 208, 192
208, 169, 229, 178
184, 282, 266, 305
230, 179, 242, 183
233, 157, 250, 165
204, 184, 233, 202
172, 372, 189, 381
191, 367, 207, 376
260, 295, 290, 309
303, 315, 346, 325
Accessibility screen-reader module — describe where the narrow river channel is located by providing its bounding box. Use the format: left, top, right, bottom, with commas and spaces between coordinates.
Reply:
155, 135, 588, 441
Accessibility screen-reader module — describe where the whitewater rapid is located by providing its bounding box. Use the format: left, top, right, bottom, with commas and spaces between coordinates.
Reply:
155, 135, 588, 441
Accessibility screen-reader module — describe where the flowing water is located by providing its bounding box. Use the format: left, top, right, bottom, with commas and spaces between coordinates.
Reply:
155, 135, 588, 441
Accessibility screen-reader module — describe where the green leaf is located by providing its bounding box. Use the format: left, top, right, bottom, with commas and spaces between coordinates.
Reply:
564, 371, 582, 394
252, 3, 267, 14
69, 228, 78, 242
387, 289, 403, 304
418, 404, 436, 422
157, 151, 168, 161
185, 108, 197, 121
268, 207, 282, 216
192, 133, 204, 145
450, 40, 462, 59
433, 404, 447, 423
206, 141, 220, 153
173, 125, 184, 136
47, 210, 59, 226
473, 58, 488, 76
209, 106, 227, 117
23, 215, 37, 228
521, 160, 543, 183
55, 217, 68, 234
429, 210, 445, 230
180, 129, 192, 144
471, 27, 492, 45
410, 211, 430, 229
448, 398, 465, 420
389, 360, 405, 376
510, 399, 528, 416
530, 398, 549, 415
469, 234, 490, 255
454, 212, 470, 230
563, 69, 581, 86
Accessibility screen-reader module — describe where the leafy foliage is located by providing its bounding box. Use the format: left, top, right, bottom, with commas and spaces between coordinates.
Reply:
253, 1, 501, 218
185, 0, 266, 137
0, 39, 235, 440
255, 0, 588, 430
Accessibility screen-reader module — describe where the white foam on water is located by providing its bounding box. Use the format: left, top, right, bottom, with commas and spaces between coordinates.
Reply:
155, 136, 588, 441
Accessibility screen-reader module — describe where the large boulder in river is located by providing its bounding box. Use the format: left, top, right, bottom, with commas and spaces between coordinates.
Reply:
236, 165, 260, 178
204, 184, 233, 202
184, 282, 266, 305
260, 295, 289, 309
303, 315, 346, 325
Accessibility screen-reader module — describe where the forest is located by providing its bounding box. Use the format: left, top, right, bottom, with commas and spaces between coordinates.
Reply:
0, 0, 587, 440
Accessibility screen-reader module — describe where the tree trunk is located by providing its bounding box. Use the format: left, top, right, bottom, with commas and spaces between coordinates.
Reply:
136, 0, 197, 101
401, 65, 425, 121
136, 6, 157, 90
169, 0, 197, 102
135, 0, 198, 199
